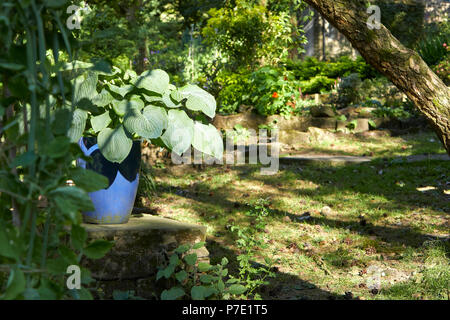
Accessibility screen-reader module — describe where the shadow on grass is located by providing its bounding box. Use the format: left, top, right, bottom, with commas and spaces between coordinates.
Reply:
157, 159, 449, 248
146, 158, 449, 299
205, 238, 344, 300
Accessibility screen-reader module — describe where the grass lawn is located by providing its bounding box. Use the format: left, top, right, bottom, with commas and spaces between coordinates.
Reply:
138, 130, 449, 300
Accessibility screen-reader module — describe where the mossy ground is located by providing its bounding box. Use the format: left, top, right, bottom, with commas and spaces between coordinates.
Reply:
138, 130, 449, 300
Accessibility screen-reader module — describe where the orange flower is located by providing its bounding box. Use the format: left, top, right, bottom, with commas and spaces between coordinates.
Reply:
272, 92, 279, 98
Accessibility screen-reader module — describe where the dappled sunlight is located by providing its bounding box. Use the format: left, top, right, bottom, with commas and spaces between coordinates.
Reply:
141, 151, 449, 299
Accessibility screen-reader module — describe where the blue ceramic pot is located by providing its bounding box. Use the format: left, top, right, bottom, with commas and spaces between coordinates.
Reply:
77, 137, 141, 224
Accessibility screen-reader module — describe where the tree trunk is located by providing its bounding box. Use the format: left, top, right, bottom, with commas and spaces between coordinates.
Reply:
303, 0, 450, 155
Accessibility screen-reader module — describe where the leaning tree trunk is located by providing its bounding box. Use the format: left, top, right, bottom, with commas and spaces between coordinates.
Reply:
304, 0, 450, 155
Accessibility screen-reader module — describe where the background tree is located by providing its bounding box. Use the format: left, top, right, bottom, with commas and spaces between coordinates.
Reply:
303, 0, 450, 155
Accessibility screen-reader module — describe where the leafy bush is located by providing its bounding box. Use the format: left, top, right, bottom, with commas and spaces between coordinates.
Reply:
224, 124, 253, 144
230, 198, 276, 299
332, 74, 415, 120
432, 53, 450, 86
417, 35, 449, 67
0, 0, 115, 300
371, 104, 413, 120
215, 70, 252, 114
299, 75, 335, 94
65, 63, 223, 163
334, 73, 363, 106
248, 66, 303, 117
156, 242, 247, 300
202, 0, 303, 70
285, 56, 377, 83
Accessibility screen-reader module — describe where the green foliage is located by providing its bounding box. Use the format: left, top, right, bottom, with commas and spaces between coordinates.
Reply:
432, 56, 450, 86
224, 124, 252, 144
215, 70, 252, 114
372, 0, 425, 48
0, 0, 113, 300
334, 73, 363, 106
66, 64, 223, 162
230, 199, 276, 299
285, 56, 377, 83
331, 74, 415, 120
202, 0, 302, 70
156, 242, 246, 300
417, 20, 450, 85
417, 35, 449, 67
298, 76, 335, 95
248, 66, 304, 117
370, 104, 413, 120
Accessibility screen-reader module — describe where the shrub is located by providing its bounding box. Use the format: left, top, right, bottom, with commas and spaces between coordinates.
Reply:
417, 35, 450, 67
432, 54, 450, 85
335, 73, 362, 106
285, 56, 377, 82
156, 242, 247, 300
202, 1, 303, 70
299, 75, 335, 94
248, 66, 304, 117
215, 70, 252, 114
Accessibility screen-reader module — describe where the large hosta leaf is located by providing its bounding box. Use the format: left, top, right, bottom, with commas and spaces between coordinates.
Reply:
133, 69, 169, 95
92, 89, 114, 107
97, 125, 132, 163
161, 110, 194, 156
67, 109, 88, 142
143, 105, 168, 130
73, 71, 98, 106
124, 69, 137, 81
111, 99, 141, 116
162, 91, 181, 108
62, 60, 94, 71
192, 122, 223, 159
142, 93, 163, 103
90, 110, 111, 133
178, 84, 216, 118
129, 95, 145, 110
107, 83, 134, 97
124, 107, 164, 139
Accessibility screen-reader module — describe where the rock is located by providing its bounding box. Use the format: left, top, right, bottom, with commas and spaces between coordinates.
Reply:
310, 105, 336, 118
338, 106, 359, 117
320, 206, 332, 216
278, 130, 310, 145
308, 127, 337, 144
352, 118, 370, 133
355, 130, 390, 138
212, 113, 266, 131
283, 216, 292, 223
309, 117, 338, 130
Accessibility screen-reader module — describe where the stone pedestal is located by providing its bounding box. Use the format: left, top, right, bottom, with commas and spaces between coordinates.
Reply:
81, 214, 208, 299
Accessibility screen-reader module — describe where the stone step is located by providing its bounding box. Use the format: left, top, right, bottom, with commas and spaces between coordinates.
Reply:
81, 214, 208, 298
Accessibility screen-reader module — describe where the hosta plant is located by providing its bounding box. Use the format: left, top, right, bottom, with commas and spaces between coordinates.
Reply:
67, 62, 223, 163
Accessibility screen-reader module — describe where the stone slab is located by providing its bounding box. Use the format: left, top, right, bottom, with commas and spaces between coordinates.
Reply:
82, 214, 208, 281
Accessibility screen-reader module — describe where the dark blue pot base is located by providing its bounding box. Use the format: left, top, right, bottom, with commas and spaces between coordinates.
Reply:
78, 137, 141, 224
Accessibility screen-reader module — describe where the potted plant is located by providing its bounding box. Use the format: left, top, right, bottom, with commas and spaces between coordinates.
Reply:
66, 63, 223, 224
